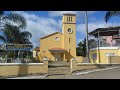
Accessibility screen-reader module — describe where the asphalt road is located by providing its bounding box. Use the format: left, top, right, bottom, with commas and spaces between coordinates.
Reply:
8, 67, 120, 79
41, 67, 120, 79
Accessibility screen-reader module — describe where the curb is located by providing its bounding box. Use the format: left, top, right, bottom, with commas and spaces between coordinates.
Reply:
7, 74, 48, 79
72, 66, 120, 75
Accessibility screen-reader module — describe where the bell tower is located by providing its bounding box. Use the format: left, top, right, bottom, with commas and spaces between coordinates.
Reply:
62, 14, 76, 61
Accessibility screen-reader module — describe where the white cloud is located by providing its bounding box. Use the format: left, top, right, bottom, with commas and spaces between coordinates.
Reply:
48, 11, 79, 17
76, 21, 120, 42
15, 11, 62, 48
77, 22, 120, 33
14, 11, 120, 48
48, 11, 96, 17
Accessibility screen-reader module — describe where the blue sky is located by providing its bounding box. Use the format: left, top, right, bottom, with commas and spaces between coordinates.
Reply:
1, 11, 120, 48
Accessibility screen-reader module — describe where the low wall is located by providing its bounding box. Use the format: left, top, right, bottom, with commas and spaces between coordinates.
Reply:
108, 56, 120, 64
0, 60, 48, 77
70, 59, 97, 73
76, 56, 83, 63
70, 58, 120, 73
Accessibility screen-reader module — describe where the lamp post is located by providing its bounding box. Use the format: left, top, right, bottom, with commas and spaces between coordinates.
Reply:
85, 11, 90, 63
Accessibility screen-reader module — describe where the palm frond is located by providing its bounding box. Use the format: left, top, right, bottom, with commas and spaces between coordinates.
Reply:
0, 35, 6, 42
22, 38, 32, 44
3, 13, 27, 29
105, 11, 120, 22
20, 31, 32, 38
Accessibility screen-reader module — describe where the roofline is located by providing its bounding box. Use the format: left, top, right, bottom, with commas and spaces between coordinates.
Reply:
89, 26, 120, 35
40, 32, 63, 39
63, 13, 76, 16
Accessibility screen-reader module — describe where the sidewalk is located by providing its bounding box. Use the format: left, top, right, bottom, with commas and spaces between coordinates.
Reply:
7, 74, 48, 79
6, 66, 120, 79
72, 66, 120, 75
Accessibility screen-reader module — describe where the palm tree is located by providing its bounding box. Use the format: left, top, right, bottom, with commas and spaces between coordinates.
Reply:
0, 11, 29, 62
0, 24, 32, 44
0, 11, 26, 29
0, 24, 32, 63
0, 11, 27, 42
105, 11, 120, 22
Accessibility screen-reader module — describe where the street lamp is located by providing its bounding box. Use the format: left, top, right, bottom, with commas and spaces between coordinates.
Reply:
85, 11, 90, 63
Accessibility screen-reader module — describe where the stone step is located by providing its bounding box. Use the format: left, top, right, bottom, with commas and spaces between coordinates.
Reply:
49, 70, 70, 74
48, 61, 70, 75
49, 67, 70, 70
49, 61, 70, 65
49, 70, 70, 72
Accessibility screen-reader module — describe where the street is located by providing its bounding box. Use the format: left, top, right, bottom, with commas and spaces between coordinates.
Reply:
40, 67, 120, 79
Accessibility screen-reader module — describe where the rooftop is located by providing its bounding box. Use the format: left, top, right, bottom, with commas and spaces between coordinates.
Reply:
40, 32, 63, 39
89, 26, 120, 37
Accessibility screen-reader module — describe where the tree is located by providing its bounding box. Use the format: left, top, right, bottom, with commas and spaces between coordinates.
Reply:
105, 11, 120, 22
76, 41, 84, 56
0, 24, 32, 44
0, 11, 31, 44
0, 11, 26, 29
89, 39, 97, 48
76, 38, 86, 57
76, 38, 96, 57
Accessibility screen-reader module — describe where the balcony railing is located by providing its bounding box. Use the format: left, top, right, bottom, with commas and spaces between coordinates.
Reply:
89, 39, 120, 49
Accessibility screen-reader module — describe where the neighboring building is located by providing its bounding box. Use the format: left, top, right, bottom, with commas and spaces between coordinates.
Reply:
33, 47, 40, 60
36, 14, 77, 61
89, 26, 120, 64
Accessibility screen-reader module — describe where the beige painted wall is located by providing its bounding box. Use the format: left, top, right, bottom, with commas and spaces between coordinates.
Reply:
62, 15, 76, 61
40, 33, 64, 61
76, 56, 83, 63
70, 59, 97, 73
0, 60, 48, 77
70, 57, 120, 73
33, 50, 41, 60
108, 56, 120, 64
90, 48, 119, 64
39, 14, 77, 62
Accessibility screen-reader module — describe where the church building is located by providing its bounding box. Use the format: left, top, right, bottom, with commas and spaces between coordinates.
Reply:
34, 14, 79, 62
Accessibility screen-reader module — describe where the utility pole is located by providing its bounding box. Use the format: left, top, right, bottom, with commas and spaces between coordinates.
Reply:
85, 11, 90, 63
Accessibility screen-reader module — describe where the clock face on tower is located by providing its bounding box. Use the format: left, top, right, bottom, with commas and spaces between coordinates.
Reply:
68, 28, 73, 34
